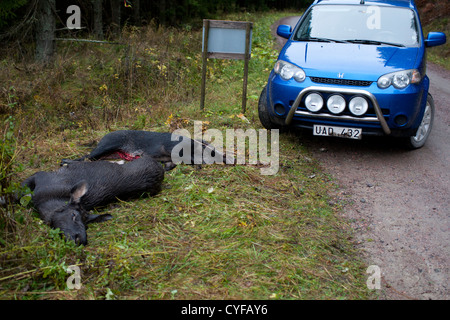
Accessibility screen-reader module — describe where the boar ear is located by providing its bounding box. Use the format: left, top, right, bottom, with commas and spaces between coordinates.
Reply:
85, 213, 113, 224
70, 180, 88, 204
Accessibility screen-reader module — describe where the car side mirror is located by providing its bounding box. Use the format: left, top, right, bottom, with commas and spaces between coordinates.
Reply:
425, 32, 446, 47
277, 25, 292, 39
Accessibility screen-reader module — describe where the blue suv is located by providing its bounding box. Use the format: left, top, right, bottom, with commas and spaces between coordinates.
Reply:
258, 0, 446, 148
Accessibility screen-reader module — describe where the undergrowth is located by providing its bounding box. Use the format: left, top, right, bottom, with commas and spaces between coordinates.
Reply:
0, 11, 373, 300
422, 16, 450, 70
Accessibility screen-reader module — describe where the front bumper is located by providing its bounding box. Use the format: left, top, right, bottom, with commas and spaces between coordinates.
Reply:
267, 75, 428, 137
285, 86, 391, 135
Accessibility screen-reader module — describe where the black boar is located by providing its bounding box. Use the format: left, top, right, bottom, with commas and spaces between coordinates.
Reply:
61, 130, 231, 170
23, 155, 164, 245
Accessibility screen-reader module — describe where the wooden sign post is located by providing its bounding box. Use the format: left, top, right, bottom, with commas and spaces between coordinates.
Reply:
201, 19, 253, 113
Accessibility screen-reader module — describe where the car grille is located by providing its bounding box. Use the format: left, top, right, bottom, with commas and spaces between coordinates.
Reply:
310, 77, 372, 87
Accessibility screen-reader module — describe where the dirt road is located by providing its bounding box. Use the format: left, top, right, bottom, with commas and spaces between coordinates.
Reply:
272, 17, 449, 300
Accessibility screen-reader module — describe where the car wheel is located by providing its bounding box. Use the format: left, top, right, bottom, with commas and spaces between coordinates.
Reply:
258, 86, 282, 130
404, 94, 435, 149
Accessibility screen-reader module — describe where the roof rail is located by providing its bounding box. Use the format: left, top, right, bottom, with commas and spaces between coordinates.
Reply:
313, 0, 416, 8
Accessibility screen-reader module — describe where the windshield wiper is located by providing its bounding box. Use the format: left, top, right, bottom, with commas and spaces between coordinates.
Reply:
344, 39, 405, 47
298, 37, 347, 43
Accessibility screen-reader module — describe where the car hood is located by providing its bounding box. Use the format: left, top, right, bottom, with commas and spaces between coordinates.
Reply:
280, 41, 419, 81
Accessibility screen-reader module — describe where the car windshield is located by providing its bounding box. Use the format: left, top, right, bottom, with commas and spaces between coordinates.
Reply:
294, 4, 420, 47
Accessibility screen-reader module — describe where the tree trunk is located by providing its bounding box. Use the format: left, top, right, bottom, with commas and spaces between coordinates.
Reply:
35, 0, 55, 64
159, 0, 166, 25
133, 0, 141, 26
92, 0, 104, 39
110, 0, 121, 37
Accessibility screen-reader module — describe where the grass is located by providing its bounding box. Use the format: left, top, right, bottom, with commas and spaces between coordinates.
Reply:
0, 11, 374, 300
423, 16, 450, 70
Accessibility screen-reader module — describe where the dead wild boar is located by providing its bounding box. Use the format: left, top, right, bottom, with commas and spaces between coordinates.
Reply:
23, 155, 164, 245
61, 130, 231, 170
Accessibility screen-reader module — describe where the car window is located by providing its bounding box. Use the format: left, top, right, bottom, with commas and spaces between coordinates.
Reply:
294, 5, 419, 47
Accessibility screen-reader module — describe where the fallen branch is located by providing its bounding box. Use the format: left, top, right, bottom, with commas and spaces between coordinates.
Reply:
0, 266, 51, 282
54, 38, 122, 45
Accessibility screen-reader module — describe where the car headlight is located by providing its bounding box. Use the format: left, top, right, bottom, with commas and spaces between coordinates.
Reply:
349, 96, 369, 116
274, 60, 306, 82
327, 94, 346, 114
377, 69, 421, 89
305, 93, 324, 112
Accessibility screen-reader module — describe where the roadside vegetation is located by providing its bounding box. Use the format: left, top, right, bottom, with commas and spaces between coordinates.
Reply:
423, 17, 449, 70
418, 0, 449, 70
0, 10, 384, 300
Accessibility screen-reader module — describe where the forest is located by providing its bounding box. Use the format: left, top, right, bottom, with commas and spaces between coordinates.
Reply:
0, 0, 312, 63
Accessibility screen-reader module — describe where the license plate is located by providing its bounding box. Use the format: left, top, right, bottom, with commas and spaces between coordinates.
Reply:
313, 125, 362, 140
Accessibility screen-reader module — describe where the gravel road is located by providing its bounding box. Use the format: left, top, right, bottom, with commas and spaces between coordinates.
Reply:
272, 16, 449, 300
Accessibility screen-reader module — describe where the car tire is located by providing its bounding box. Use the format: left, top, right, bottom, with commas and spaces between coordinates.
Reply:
404, 94, 435, 149
258, 86, 282, 130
